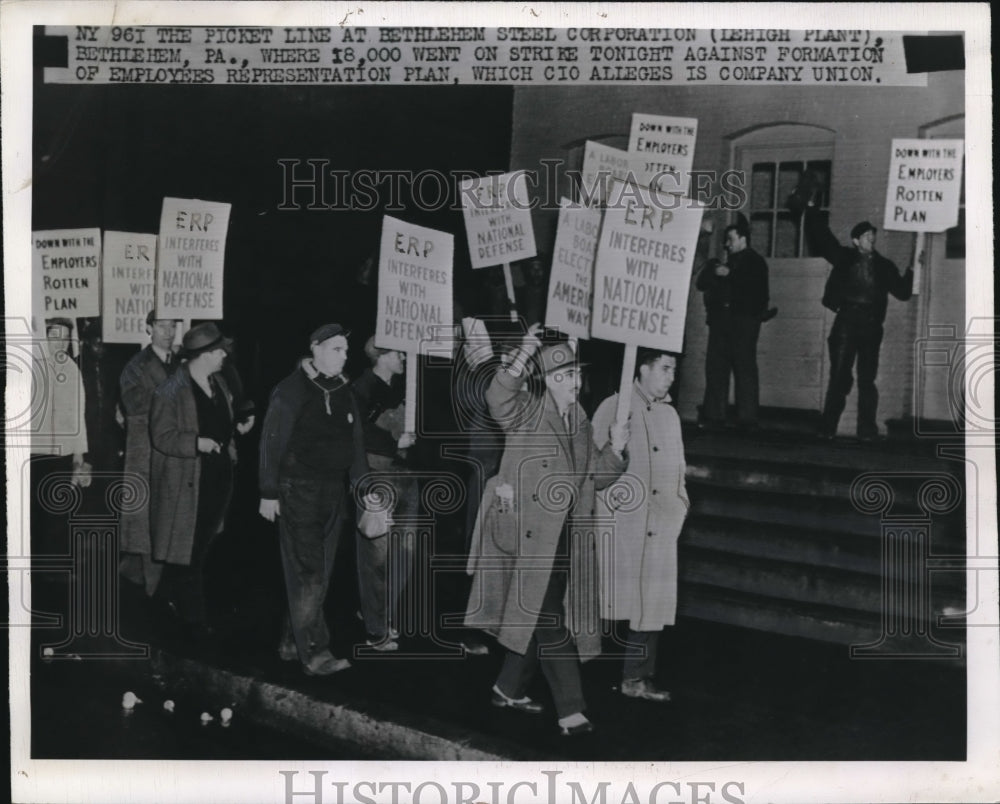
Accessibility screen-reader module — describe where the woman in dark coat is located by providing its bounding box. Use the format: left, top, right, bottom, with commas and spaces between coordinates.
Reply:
150, 323, 236, 637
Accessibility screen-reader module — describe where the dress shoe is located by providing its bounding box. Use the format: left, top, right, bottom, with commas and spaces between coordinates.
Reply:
558, 714, 595, 736
365, 636, 399, 652
302, 653, 351, 676
621, 678, 671, 702
278, 643, 298, 662
491, 686, 543, 714
460, 640, 490, 656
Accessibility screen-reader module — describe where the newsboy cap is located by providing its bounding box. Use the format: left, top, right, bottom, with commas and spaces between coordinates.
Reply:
181, 322, 232, 357
309, 323, 350, 346
851, 221, 877, 240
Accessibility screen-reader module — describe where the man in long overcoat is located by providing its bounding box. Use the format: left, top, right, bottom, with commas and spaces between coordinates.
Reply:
465, 324, 628, 736
592, 349, 689, 702
119, 311, 178, 596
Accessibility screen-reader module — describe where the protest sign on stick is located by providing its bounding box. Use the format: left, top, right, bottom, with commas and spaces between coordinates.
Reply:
884, 138, 963, 294
101, 231, 157, 344
594, 179, 704, 421
157, 197, 231, 320
627, 113, 698, 197
460, 170, 537, 322
31, 228, 102, 332
376, 215, 454, 432
579, 141, 630, 207
546, 198, 601, 339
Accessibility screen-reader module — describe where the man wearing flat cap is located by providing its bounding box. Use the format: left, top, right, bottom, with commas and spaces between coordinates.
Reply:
465, 323, 629, 736
795, 178, 915, 441
150, 322, 238, 638
258, 323, 369, 676
119, 310, 179, 596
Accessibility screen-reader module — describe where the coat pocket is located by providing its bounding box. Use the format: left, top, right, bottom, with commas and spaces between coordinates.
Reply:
486, 503, 519, 556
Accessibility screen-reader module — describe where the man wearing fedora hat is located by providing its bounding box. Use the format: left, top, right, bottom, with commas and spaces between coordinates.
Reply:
149, 322, 237, 639
465, 323, 629, 736
258, 323, 369, 676
118, 310, 179, 596
793, 177, 915, 441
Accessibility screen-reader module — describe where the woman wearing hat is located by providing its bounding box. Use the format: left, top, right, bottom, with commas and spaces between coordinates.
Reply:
465, 323, 629, 736
149, 322, 237, 638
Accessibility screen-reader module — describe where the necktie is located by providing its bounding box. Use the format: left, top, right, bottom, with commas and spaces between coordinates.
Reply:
164, 352, 172, 366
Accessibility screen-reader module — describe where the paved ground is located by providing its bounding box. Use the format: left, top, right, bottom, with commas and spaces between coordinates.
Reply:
28, 571, 966, 761
24, 427, 967, 761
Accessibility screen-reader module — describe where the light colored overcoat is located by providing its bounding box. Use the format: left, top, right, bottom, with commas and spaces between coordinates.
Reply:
465, 368, 626, 659
592, 382, 689, 631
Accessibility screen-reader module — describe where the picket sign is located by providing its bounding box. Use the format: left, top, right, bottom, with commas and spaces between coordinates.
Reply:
375, 214, 454, 439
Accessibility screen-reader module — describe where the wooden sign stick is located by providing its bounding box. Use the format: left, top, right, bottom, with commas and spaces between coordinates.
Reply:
615, 343, 637, 426
404, 350, 418, 434
502, 263, 518, 322
911, 231, 926, 294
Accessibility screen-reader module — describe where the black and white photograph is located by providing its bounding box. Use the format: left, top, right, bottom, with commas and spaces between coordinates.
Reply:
4, 3, 996, 803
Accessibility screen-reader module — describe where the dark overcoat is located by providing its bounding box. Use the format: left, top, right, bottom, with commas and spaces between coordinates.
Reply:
465, 368, 626, 659
149, 365, 234, 565
119, 346, 172, 554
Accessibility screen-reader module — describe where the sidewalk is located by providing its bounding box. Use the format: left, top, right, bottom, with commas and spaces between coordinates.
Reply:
30, 573, 966, 762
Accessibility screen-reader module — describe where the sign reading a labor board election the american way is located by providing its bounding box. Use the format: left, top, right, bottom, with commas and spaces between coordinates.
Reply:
593, 179, 704, 352
883, 138, 964, 232
101, 231, 158, 344
546, 198, 602, 339
460, 170, 537, 268
31, 228, 102, 331
376, 215, 453, 357
628, 113, 698, 197
157, 197, 231, 319
579, 141, 631, 207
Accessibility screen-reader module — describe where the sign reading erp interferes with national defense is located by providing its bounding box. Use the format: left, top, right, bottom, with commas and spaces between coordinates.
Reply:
376, 215, 453, 357
592, 180, 703, 352
31, 227, 102, 331
460, 171, 537, 268
546, 198, 601, 339
156, 197, 231, 320
883, 138, 964, 232
101, 231, 158, 344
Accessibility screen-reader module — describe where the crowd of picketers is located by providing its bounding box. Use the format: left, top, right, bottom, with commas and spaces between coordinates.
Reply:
29, 173, 914, 736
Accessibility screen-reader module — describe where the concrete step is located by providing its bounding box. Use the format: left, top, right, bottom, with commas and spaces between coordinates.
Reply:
679, 581, 967, 656
680, 545, 965, 618
682, 514, 966, 589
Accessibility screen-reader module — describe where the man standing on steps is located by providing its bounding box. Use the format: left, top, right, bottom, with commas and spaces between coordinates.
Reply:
790, 173, 916, 442
258, 324, 369, 677
592, 349, 689, 703
695, 221, 770, 432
